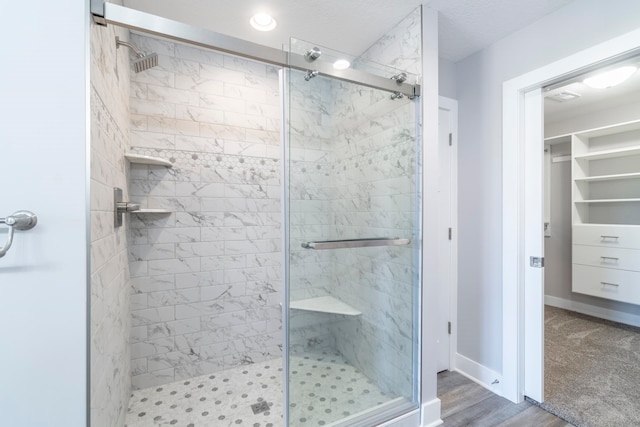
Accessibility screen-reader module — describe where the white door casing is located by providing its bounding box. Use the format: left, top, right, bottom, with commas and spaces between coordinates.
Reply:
502, 27, 640, 404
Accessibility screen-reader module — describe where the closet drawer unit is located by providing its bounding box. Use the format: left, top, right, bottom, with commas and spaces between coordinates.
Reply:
572, 264, 640, 304
573, 245, 640, 272
573, 225, 640, 249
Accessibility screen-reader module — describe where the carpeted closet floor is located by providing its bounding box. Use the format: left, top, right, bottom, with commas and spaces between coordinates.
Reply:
543, 305, 640, 427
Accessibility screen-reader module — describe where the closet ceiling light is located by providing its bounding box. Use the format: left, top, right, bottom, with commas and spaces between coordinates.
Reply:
583, 66, 637, 89
333, 59, 351, 70
546, 90, 581, 103
250, 13, 277, 31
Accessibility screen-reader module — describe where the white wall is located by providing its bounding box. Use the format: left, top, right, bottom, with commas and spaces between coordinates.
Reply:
439, 58, 457, 99
0, 2, 88, 427
455, 0, 640, 373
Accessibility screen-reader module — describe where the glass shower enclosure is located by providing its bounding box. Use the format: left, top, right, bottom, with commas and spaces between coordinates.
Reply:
284, 39, 422, 426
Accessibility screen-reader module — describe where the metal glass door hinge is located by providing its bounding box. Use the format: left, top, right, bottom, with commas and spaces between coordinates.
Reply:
530, 256, 545, 268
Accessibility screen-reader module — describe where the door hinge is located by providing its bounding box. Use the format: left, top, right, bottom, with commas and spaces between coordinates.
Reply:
448, 322, 452, 335
449, 133, 453, 146
530, 256, 545, 268
448, 228, 452, 240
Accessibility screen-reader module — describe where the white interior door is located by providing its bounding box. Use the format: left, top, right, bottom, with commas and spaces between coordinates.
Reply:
437, 97, 457, 372
523, 88, 545, 402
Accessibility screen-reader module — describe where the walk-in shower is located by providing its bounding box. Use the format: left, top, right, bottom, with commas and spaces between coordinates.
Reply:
89, 3, 422, 427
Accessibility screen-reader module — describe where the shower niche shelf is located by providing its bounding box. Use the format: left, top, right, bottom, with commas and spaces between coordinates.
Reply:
290, 296, 361, 316
125, 153, 173, 167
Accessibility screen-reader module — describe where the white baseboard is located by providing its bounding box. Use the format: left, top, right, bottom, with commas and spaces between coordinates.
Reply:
420, 398, 443, 427
545, 295, 640, 327
454, 353, 503, 396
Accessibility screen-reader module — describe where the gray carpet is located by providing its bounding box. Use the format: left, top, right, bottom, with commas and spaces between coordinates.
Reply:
542, 306, 640, 427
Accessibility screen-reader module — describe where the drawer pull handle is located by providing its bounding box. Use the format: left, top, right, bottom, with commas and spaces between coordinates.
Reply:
601, 281, 620, 287
600, 256, 619, 262
600, 235, 619, 241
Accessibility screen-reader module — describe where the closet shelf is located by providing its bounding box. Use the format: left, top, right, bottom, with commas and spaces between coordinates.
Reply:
573, 146, 640, 161
125, 153, 173, 167
130, 209, 172, 214
290, 296, 362, 316
575, 199, 640, 204
575, 172, 640, 182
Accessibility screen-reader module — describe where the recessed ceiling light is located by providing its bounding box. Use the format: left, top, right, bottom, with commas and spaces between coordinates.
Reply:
583, 66, 637, 89
333, 59, 351, 70
250, 13, 277, 32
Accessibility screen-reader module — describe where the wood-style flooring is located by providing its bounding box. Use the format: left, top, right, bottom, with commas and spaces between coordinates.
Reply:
438, 371, 573, 427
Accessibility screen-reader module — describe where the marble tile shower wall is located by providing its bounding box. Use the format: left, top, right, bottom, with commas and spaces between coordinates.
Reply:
288, 74, 340, 353
90, 22, 132, 427
126, 34, 283, 389
329, 89, 416, 396
327, 8, 422, 397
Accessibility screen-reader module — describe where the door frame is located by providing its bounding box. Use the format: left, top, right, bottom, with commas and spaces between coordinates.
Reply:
438, 96, 458, 372
502, 27, 640, 403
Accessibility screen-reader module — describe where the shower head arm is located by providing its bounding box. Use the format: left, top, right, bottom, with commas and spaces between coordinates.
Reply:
115, 36, 144, 58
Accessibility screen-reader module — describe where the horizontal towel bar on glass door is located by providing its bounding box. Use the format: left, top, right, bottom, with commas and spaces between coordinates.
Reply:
301, 237, 411, 250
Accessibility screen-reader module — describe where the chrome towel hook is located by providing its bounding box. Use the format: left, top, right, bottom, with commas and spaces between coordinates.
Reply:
0, 210, 37, 258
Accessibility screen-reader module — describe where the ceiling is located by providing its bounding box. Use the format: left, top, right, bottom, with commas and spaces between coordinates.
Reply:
122, 0, 576, 62
544, 62, 640, 124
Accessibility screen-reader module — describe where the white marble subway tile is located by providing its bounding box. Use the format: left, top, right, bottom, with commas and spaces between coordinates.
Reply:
223, 111, 266, 130
174, 271, 223, 289
129, 179, 176, 197
129, 243, 175, 262
223, 140, 267, 158
130, 98, 176, 119
131, 358, 148, 376
131, 307, 175, 327
201, 310, 247, 330
222, 321, 268, 341
174, 73, 224, 95
199, 92, 244, 113
201, 255, 246, 271
147, 227, 200, 244
224, 239, 275, 255
245, 281, 278, 295
129, 261, 148, 278
130, 68, 175, 88
223, 56, 267, 77
245, 129, 280, 146
147, 288, 200, 308
130, 82, 147, 100
175, 104, 224, 124
223, 83, 266, 104
147, 350, 196, 372
175, 212, 224, 228
221, 226, 247, 241
148, 257, 201, 276
200, 283, 245, 301
131, 34, 176, 58
156, 165, 201, 182
147, 84, 200, 106
131, 368, 175, 390
246, 253, 281, 268
175, 182, 224, 198
175, 300, 225, 320
128, 212, 176, 230
131, 326, 148, 343
146, 116, 200, 137
175, 43, 224, 66
175, 135, 224, 153
246, 225, 282, 240
175, 241, 224, 258
130, 293, 148, 311
245, 198, 280, 213
245, 73, 279, 92
199, 63, 245, 85
200, 226, 224, 242
199, 122, 246, 141
147, 317, 201, 339
147, 196, 201, 212
130, 275, 175, 294
202, 199, 248, 218
130, 130, 175, 150
224, 183, 268, 199
159, 57, 200, 77
223, 295, 266, 313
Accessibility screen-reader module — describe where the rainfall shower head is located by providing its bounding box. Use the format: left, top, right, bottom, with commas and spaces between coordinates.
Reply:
115, 36, 158, 73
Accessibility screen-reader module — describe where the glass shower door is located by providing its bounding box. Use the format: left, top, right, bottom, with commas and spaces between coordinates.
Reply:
284, 40, 421, 427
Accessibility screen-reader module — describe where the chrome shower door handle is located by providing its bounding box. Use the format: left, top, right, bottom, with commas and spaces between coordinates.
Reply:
0, 210, 38, 258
